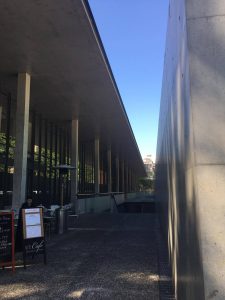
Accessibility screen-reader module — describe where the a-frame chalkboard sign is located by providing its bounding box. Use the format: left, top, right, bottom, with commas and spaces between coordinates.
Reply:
0, 211, 15, 272
22, 208, 46, 268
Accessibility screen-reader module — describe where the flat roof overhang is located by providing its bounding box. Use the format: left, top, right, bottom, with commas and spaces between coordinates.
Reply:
0, 0, 146, 176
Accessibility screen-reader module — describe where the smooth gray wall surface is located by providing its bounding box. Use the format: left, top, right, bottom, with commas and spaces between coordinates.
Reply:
157, 0, 225, 298
155, 0, 216, 298
187, 2, 225, 298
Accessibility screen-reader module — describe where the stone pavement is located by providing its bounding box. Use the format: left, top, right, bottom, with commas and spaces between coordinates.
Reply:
0, 213, 175, 300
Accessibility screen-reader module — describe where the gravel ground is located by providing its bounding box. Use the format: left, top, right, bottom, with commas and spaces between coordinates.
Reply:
0, 213, 173, 300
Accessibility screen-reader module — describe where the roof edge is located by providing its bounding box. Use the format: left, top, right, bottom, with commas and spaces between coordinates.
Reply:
81, 0, 145, 174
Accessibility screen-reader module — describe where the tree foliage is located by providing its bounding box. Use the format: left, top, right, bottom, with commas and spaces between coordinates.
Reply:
138, 177, 154, 191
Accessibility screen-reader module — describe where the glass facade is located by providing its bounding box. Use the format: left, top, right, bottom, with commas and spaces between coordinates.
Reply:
78, 141, 94, 194
0, 92, 71, 209
0, 91, 128, 209
0, 92, 15, 209
28, 116, 71, 207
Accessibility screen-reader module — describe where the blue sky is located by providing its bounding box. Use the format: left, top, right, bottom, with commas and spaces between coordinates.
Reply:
88, 0, 169, 161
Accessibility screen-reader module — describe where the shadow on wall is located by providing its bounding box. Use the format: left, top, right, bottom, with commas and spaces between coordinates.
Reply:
156, 148, 205, 299
156, 2, 203, 298
156, 1, 225, 298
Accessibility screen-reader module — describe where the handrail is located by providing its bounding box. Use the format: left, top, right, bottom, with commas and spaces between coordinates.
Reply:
77, 192, 124, 198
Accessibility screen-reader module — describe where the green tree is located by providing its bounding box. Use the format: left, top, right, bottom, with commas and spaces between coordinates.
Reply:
138, 177, 154, 192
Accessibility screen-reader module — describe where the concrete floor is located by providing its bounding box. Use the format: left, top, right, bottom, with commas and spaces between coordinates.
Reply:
0, 213, 175, 300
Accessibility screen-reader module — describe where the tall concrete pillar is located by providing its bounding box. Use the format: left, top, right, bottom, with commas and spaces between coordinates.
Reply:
0, 106, 3, 132
107, 146, 112, 193
12, 73, 31, 210
125, 165, 129, 193
94, 138, 100, 194
130, 169, 132, 192
134, 173, 137, 192
128, 170, 130, 193
71, 119, 79, 212
121, 160, 125, 193
129, 169, 132, 192
132, 171, 135, 192
136, 174, 138, 191
116, 157, 119, 193
133, 172, 136, 192
133, 173, 136, 191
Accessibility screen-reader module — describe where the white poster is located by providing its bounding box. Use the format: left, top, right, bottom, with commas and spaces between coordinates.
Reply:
25, 208, 40, 213
25, 213, 41, 226
26, 225, 42, 238
23, 208, 43, 239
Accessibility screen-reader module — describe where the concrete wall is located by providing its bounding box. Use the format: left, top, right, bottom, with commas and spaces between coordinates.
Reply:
77, 196, 113, 214
125, 192, 152, 202
156, 0, 225, 298
77, 194, 126, 214
187, 3, 225, 298
76, 192, 150, 214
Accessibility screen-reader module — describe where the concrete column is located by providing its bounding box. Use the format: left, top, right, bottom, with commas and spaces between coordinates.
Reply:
136, 174, 138, 191
129, 169, 132, 192
71, 119, 79, 212
12, 73, 31, 210
133, 173, 135, 191
133, 173, 136, 191
130, 170, 133, 192
125, 165, 129, 193
121, 160, 125, 192
132, 172, 135, 192
0, 106, 2, 132
94, 138, 100, 194
128, 170, 130, 193
132, 171, 135, 192
116, 157, 119, 193
107, 146, 112, 193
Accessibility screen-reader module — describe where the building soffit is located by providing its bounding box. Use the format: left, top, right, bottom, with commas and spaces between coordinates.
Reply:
0, 0, 145, 176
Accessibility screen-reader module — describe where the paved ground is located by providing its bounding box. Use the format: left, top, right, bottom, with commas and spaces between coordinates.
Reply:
0, 213, 175, 300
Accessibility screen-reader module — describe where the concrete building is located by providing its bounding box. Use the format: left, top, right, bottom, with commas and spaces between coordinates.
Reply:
0, 1, 145, 212
156, 0, 225, 299
143, 155, 155, 179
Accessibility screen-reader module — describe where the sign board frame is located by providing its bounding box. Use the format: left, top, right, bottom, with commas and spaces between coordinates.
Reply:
22, 208, 46, 268
0, 211, 15, 272
22, 208, 44, 239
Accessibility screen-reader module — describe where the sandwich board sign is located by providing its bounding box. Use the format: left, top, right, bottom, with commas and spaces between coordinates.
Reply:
22, 208, 46, 268
0, 211, 15, 272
